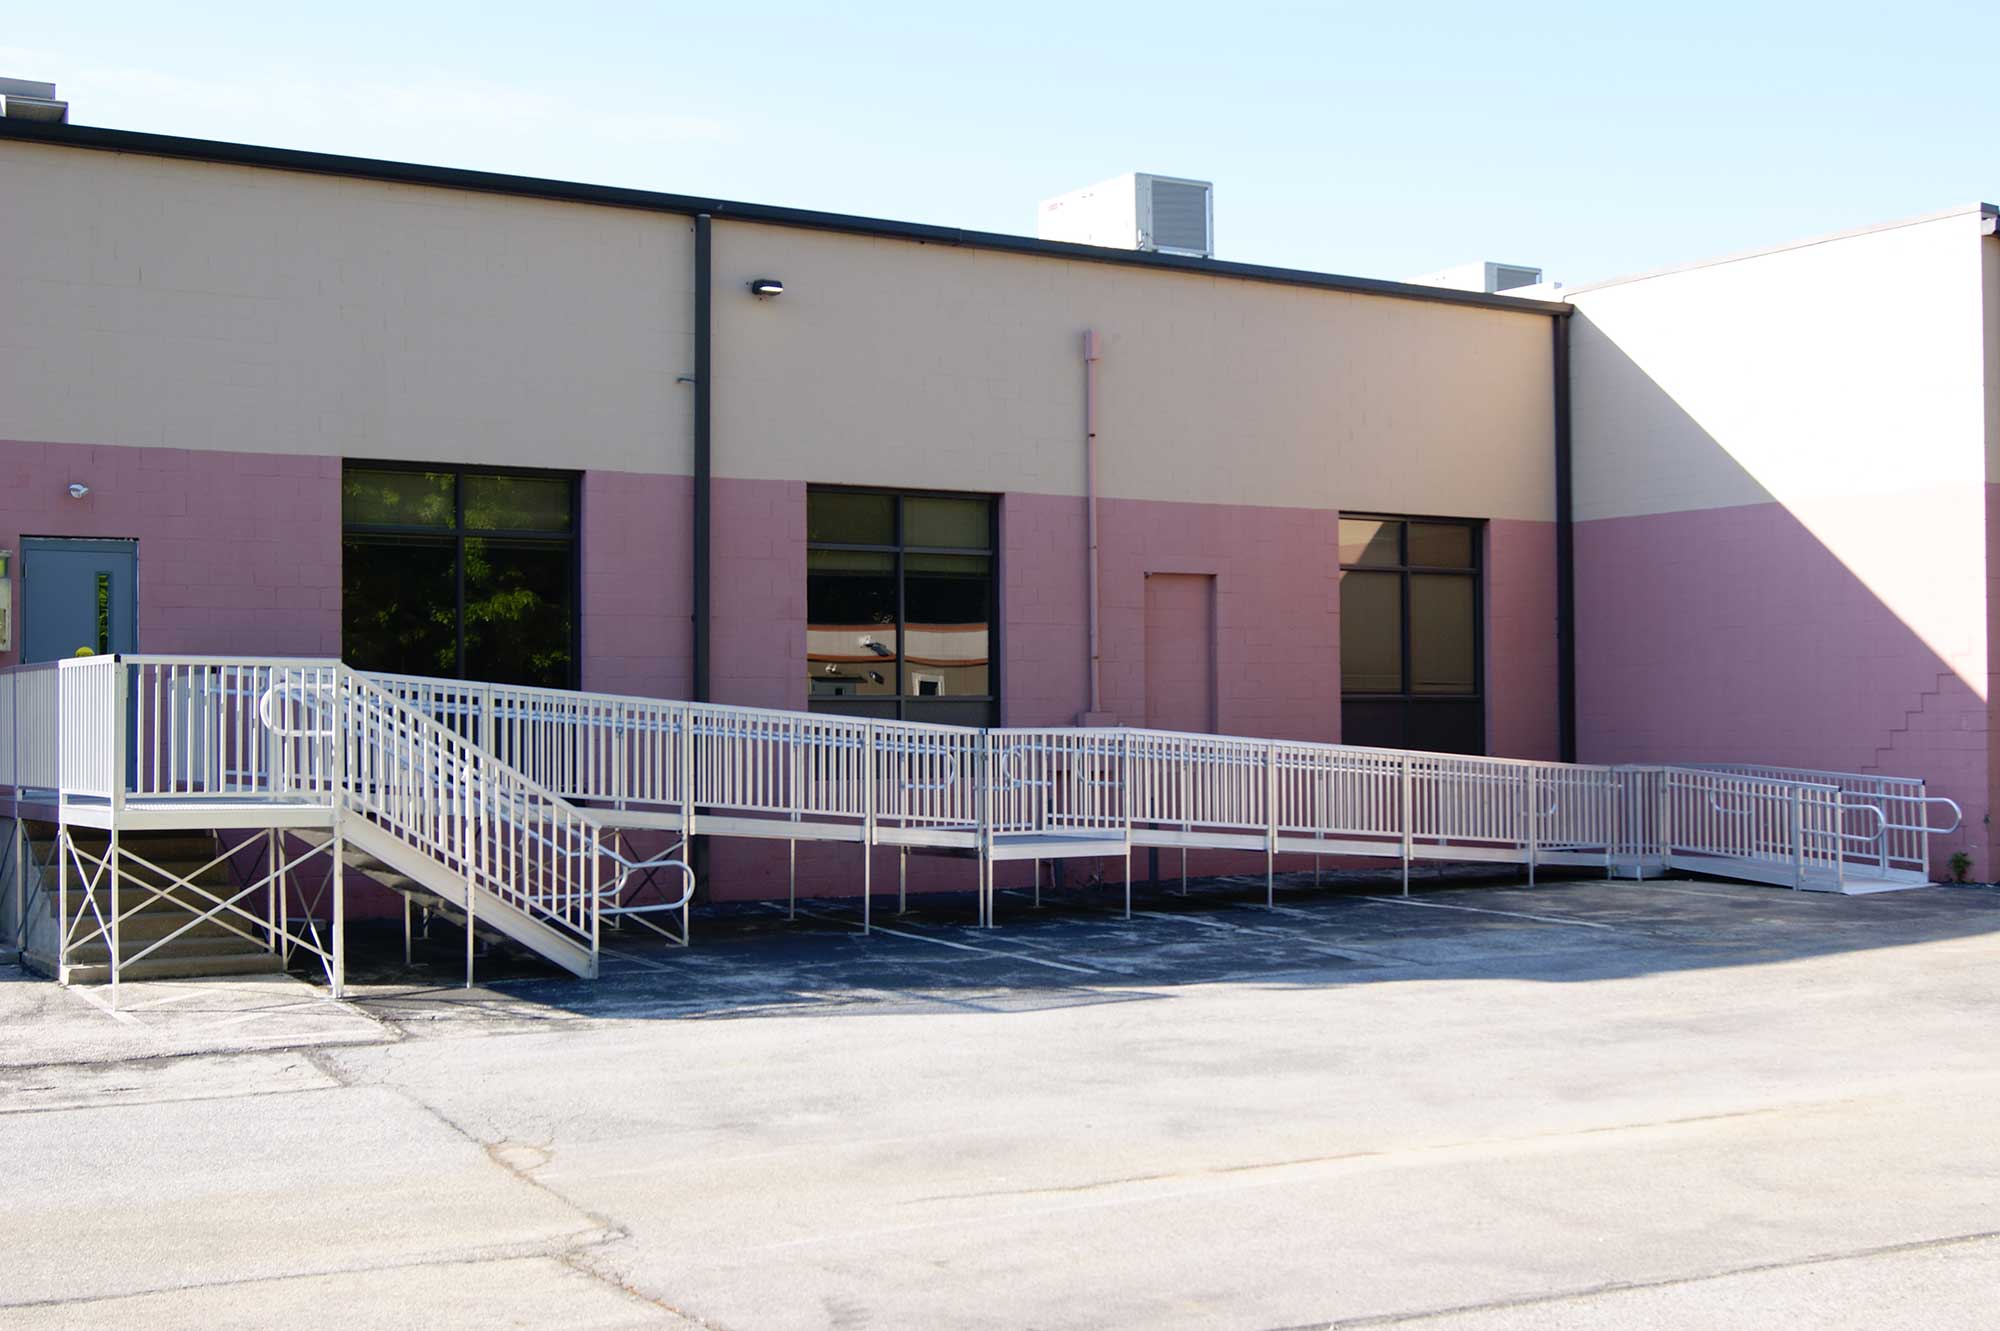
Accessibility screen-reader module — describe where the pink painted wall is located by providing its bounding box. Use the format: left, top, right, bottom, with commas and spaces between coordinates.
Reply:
579, 470, 693, 699
997, 491, 1090, 727
1003, 492, 1343, 739
709, 477, 807, 711
1485, 519, 1561, 760
1576, 499, 1989, 875
0, 439, 341, 665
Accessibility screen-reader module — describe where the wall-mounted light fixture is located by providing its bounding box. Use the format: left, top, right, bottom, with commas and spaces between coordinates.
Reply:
747, 277, 784, 299
66, 483, 90, 499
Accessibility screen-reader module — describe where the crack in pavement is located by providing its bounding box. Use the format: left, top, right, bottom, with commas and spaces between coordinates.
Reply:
1266, 1226, 2000, 1329
907, 1096, 1885, 1204
299, 1046, 714, 1327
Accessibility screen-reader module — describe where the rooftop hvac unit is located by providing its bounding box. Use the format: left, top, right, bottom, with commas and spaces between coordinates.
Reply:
0, 77, 67, 123
1404, 260, 1545, 294
1037, 173, 1214, 258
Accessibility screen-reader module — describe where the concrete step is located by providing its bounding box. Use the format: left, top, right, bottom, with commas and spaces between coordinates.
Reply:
55, 930, 275, 966
38, 908, 252, 944
31, 947, 288, 984
36, 881, 246, 915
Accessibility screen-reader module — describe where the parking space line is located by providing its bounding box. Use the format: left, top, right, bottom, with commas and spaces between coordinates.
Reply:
1357, 896, 1619, 930
1633, 882, 1767, 901
596, 944, 683, 974
198, 1010, 279, 1033
124, 990, 207, 1011
771, 904, 1103, 975
1131, 908, 1424, 966
69, 986, 145, 1027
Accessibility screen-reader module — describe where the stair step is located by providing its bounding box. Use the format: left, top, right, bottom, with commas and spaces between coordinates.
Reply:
34, 948, 289, 984
56, 933, 275, 965
37, 883, 245, 914
37, 909, 253, 942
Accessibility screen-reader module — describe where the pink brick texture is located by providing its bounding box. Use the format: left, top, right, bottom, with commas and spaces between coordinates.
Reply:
580, 470, 693, 699
0, 439, 341, 665
1577, 499, 1990, 876
1485, 519, 1561, 760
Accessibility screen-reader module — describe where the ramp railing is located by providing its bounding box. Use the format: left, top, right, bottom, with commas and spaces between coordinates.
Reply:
1685, 763, 1959, 881
1658, 767, 1851, 889
986, 728, 1128, 836
2, 655, 1959, 980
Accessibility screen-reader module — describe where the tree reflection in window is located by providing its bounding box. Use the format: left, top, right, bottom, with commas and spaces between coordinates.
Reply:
343, 466, 577, 689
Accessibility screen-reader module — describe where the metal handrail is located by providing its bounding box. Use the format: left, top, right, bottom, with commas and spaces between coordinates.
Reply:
1886, 795, 1964, 836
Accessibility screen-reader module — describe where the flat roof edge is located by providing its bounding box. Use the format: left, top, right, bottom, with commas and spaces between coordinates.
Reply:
1562, 202, 1998, 297
0, 118, 1571, 317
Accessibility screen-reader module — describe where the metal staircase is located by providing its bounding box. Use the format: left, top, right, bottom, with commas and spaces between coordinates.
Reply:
2, 658, 693, 1002
0, 653, 1966, 1006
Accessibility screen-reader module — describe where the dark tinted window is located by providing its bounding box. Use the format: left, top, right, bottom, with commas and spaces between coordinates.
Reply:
1338, 515, 1482, 754
807, 489, 996, 723
342, 465, 577, 689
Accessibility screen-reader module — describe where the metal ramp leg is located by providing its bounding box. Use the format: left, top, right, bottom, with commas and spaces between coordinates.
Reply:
55, 827, 70, 986
331, 820, 346, 1001
107, 828, 121, 1012
265, 829, 279, 956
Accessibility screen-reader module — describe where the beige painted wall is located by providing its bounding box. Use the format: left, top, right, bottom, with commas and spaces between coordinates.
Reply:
0, 140, 695, 472
713, 222, 1558, 517
1569, 209, 1990, 522
0, 139, 1558, 520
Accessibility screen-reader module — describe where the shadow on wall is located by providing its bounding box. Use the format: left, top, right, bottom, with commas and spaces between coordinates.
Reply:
1573, 320, 1990, 877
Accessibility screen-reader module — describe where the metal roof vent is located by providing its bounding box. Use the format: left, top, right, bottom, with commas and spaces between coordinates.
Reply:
0, 78, 68, 123
1038, 173, 1214, 258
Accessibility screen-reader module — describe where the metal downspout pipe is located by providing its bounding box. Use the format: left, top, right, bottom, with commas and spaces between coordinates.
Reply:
693, 214, 713, 705
1553, 311, 1576, 763
691, 214, 713, 896
1080, 329, 1108, 725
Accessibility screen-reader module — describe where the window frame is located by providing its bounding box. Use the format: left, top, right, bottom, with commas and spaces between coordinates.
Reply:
1338, 512, 1485, 747
805, 484, 1000, 724
341, 460, 582, 688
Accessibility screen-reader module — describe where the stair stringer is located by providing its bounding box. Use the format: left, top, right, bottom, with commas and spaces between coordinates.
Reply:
338, 813, 596, 980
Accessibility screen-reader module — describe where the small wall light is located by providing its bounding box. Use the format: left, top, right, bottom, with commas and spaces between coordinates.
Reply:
66, 483, 90, 499
748, 277, 784, 298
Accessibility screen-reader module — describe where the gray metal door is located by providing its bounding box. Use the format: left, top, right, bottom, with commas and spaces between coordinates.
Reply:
21, 538, 138, 663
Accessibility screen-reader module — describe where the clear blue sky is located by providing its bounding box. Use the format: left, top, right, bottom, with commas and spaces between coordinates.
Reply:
7, 2, 1996, 286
